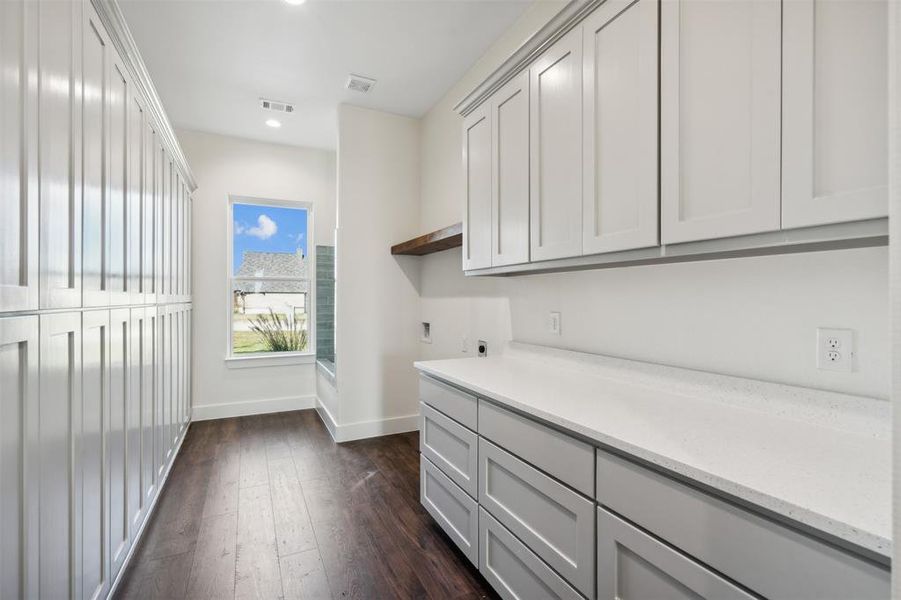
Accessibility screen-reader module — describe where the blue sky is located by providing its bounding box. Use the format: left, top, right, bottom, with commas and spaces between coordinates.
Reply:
232, 203, 308, 273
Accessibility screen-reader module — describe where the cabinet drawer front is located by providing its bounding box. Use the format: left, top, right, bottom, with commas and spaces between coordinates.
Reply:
419, 375, 478, 430
598, 507, 755, 600
420, 402, 478, 498
479, 399, 594, 496
480, 508, 582, 600
479, 439, 595, 597
420, 456, 478, 566
597, 451, 889, 599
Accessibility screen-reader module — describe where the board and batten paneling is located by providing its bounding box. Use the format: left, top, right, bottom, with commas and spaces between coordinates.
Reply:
581, 0, 658, 255
529, 27, 583, 261
462, 104, 492, 270
0, 0, 39, 313
39, 1, 82, 309
782, 0, 889, 228
660, 0, 781, 244
490, 70, 530, 267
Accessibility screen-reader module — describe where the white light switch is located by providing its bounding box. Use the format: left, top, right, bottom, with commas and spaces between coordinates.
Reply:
549, 312, 561, 335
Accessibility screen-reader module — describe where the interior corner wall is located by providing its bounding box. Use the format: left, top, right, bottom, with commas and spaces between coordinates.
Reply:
417, 2, 890, 399
334, 105, 422, 436
178, 128, 336, 419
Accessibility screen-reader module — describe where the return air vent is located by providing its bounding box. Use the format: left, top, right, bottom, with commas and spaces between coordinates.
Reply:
346, 74, 376, 94
259, 98, 295, 114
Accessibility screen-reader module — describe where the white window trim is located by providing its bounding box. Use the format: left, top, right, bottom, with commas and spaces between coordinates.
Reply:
226, 195, 315, 364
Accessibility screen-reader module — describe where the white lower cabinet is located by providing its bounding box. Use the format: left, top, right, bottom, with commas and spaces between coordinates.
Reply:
418, 373, 889, 600
480, 508, 582, 600
420, 456, 479, 566
420, 402, 478, 498
597, 507, 754, 600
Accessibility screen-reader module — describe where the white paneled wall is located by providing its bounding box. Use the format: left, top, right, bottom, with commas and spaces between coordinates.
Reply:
0, 1, 194, 598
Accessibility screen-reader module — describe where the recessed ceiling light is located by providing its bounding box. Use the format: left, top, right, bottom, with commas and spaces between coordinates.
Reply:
284, 0, 306, 5
265, 119, 282, 128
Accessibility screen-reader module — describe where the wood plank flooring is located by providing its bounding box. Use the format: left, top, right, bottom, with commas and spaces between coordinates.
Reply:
114, 410, 497, 600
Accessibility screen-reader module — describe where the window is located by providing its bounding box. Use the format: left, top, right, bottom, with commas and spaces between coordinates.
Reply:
228, 197, 313, 358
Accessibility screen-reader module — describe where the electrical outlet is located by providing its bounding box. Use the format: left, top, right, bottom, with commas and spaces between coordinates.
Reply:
461, 335, 469, 353
420, 322, 431, 344
816, 328, 853, 372
477, 340, 487, 357
549, 311, 561, 335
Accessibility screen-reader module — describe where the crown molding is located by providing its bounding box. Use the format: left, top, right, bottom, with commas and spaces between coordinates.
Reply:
454, 0, 605, 117
91, 0, 198, 191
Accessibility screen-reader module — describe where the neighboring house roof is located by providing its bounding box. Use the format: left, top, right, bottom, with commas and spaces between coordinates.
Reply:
234, 251, 309, 294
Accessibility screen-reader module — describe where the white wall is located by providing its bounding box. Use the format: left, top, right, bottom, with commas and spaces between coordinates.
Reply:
330, 105, 422, 438
179, 128, 336, 419
418, 2, 891, 399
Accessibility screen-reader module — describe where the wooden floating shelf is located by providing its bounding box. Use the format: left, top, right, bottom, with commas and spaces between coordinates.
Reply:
391, 222, 463, 256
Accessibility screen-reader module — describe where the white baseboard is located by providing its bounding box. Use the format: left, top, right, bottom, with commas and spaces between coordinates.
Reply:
192, 394, 317, 421
314, 397, 419, 442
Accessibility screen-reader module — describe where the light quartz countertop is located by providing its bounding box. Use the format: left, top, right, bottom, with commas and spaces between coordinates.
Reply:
414, 342, 890, 559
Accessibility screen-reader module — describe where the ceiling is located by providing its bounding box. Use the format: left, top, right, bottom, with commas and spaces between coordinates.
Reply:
119, 0, 536, 150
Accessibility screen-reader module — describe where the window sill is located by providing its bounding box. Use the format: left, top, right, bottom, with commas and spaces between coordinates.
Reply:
224, 352, 316, 369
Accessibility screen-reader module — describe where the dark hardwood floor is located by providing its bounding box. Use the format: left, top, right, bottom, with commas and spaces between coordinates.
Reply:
115, 410, 497, 600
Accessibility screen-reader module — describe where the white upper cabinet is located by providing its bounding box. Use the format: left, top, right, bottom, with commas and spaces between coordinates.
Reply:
0, 0, 38, 313
128, 92, 145, 305
491, 71, 530, 267
40, 1, 82, 309
782, 0, 888, 228
582, 0, 659, 255
462, 104, 492, 270
529, 28, 583, 261
660, 0, 781, 244
109, 58, 130, 306
83, 6, 110, 307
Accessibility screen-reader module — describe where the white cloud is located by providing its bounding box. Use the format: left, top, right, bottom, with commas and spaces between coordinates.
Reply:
291, 232, 305, 244
242, 214, 277, 240
234, 221, 245, 234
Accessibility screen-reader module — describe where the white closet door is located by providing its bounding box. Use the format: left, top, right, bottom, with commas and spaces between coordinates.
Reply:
128, 308, 144, 535
143, 307, 157, 504
491, 71, 530, 267
0, 0, 38, 313
83, 7, 110, 307
82, 309, 109, 600
0, 316, 39, 599
462, 104, 492, 270
529, 27, 583, 261
39, 311, 81, 600
782, 0, 888, 228
660, 0, 781, 244
108, 58, 130, 306
109, 308, 131, 578
128, 93, 145, 305
39, 1, 82, 309
143, 125, 158, 304
582, 0, 659, 255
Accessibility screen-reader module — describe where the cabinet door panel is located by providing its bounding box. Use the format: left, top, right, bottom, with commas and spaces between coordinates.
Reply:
39, 312, 81, 600
462, 105, 492, 270
128, 309, 144, 534
108, 59, 129, 306
109, 308, 130, 578
128, 93, 145, 305
0, 316, 39, 599
782, 0, 888, 227
529, 28, 583, 261
0, 0, 38, 313
143, 308, 157, 503
157, 307, 169, 474
597, 507, 756, 600
83, 8, 109, 307
82, 309, 109, 600
582, 0, 658, 255
491, 71, 530, 267
661, 0, 781, 244
39, 1, 82, 309
143, 126, 158, 304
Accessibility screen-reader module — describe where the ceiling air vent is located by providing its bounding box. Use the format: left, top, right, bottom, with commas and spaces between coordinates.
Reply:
260, 98, 295, 114
346, 74, 376, 94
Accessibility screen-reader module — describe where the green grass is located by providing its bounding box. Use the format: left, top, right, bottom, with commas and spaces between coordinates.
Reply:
232, 331, 268, 354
